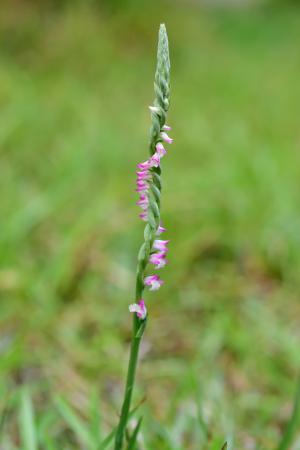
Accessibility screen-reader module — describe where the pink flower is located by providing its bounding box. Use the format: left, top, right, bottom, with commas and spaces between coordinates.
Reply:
136, 180, 149, 193
129, 299, 147, 319
139, 211, 148, 221
136, 186, 148, 193
136, 194, 149, 210
156, 142, 166, 157
137, 160, 153, 170
149, 252, 168, 269
153, 239, 170, 252
157, 224, 167, 235
150, 153, 160, 167
160, 131, 173, 144
144, 274, 164, 290
136, 170, 151, 181
149, 105, 160, 114
136, 180, 148, 188
162, 124, 171, 131
137, 151, 162, 171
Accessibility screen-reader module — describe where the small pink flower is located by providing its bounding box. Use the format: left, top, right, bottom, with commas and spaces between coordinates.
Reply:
137, 160, 153, 170
136, 170, 151, 181
157, 224, 167, 235
137, 203, 148, 210
136, 195, 149, 210
162, 124, 171, 131
136, 180, 149, 193
136, 180, 148, 188
139, 211, 148, 221
144, 274, 164, 290
136, 186, 148, 193
149, 252, 168, 269
138, 193, 147, 201
153, 239, 170, 252
150, 153, 160, 167
156, 142, 166, 157
129, 299, 147, 319
149, 105, 160, 114
160, 131, 173, 144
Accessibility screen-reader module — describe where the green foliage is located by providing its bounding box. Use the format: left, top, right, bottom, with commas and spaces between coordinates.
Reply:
126, 417, 143, 450
55, 396, 97, 448
19, 390, 37, 450
277, 378, 300, 450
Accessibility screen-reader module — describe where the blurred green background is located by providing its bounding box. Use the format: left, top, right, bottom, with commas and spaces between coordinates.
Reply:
1, 0, 300, 448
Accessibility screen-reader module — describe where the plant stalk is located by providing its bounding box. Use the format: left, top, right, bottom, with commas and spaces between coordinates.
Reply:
114, 314, 146, 450
114, 23, 170, 450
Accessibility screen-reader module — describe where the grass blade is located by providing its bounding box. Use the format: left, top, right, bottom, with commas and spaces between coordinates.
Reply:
210, 437, 227, 450
98, 399, 144, 450
126, 417, 143, 450
55, 396, 95, 448
19, 389, 37, 450
89, 389, 102, 448
277, 377, 300, 450
98, 429, 115, 450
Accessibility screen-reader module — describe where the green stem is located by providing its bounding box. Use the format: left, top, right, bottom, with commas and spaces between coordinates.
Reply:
114, 315, 146, 450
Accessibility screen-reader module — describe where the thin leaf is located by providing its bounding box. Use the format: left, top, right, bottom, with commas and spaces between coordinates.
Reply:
19, 389, 37, 450
126, 417, 143, 450
146, 418, 178, 450
98, 429, 115, 450
98, 399, 145, 450
210, 437, 227, 450
55, 396, 95, 448
89, 389, 102, 448
277, 377, 300, 450
37, 409, 57, 450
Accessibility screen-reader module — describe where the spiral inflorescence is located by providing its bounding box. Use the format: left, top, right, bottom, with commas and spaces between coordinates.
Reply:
129, 24, 172, 320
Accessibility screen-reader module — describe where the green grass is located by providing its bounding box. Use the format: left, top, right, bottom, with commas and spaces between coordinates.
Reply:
1, 1, 300, 448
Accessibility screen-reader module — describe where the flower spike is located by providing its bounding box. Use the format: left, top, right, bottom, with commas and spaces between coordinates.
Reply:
115, 24, 172, 450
